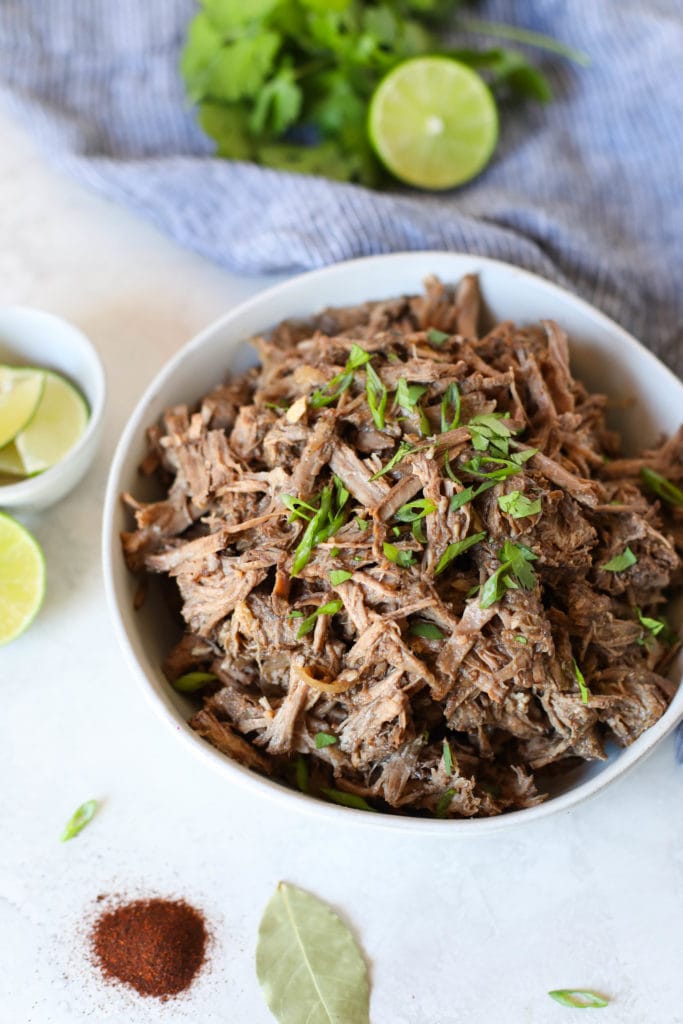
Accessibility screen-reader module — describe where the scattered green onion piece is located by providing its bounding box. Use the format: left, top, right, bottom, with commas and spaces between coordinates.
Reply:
329, 569, 353, 586
434, 531, 486, 576
602, 546, 637, 572
396, 377, 428, 411
514, 635, 528, 645
370, 441, 418, 480
295, 755, 309, 793
440, 381, 461, 432
383, 541, 416, 568
435, 789, 455, 818
409, 621, 445, 640
355, 517, 370, 532
296, 599, 343, 639
573, 659, 591, 704
314, 732, 338, 749
394, 498, 437, 523
172, 671, 218, 693
365, 363, 387, 430
321, 788, 372, 811
61, 799, 98, 842
640, 466, 683, 506
329, 546, 340, 558
412, 518, 427, 544
548, 990, 608, 1008
288, 609, 304, 618
480, 540, 537, 609
427, 328, 450, 346
280, 493, 317, 522
442, 740, 454, 775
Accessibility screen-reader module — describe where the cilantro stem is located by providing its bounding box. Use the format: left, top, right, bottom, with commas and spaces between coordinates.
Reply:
458, 17, 590, 66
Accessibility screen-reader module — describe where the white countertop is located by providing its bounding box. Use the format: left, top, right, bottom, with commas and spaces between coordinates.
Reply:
1, 110, 682, 1024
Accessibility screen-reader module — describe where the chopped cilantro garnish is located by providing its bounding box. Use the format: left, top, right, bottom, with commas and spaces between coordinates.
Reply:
461, 454, 525, 481
314, 732, 338, 749
468, 412, 514, 457
409, 621, 445, 640
440, 381, 461, 432
640, 467, 683, 506
329, 569, 353, 586
435, 531, 487, 577
291, 479, 350, 576
396, 377, 428, 410
355, 517, 370, 532
365, 362, 388, 430
309, 343, 372, 408
427, 328, 450, 346
572, 659, 591, 704
602, 546, 637, 572
514, 635, 528, 645
394, 498, 437, 523
442, 740, 454, 775
479, 540, 538, 608
383, 541, 416, 568
498, 489, 542, 519
450, 479, 498, 511
280, 493, 318, 522
370, 441, 417, 480
296, 599, 343, 639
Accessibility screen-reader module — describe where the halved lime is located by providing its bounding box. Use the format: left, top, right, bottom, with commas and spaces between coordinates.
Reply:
15, 370, 89, 475
0, 442, 26, 477
0, 512, 46, 645
368, 57, 498, 190
0, 366, 45, 448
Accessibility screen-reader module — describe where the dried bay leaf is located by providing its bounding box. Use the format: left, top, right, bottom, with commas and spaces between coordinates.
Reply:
256, 882, 370, 1024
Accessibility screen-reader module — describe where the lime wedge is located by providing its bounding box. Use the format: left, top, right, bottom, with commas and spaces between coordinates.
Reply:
0, 512, 46, 645
368, 57, 498, 190
0, 366, 45, 448
15, 371, 89, 475
0, 442, 26, 477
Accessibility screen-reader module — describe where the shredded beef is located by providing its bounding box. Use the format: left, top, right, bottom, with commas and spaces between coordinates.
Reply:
121, 275, 681, 819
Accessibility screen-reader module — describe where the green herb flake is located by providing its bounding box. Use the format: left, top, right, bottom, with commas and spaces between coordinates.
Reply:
480, 540, 538, 609
636, 606, 669, 644
548, 990, 609, 1008
295, 755, 309, 794
412, 518, 427, 544
370, 441, 418, 480
329, 569, 353, 586
394, 498, 436, 523
61, 799, 98, 842
281, 493, 317, 522
329, 546, 340, 558
321, 788, 372, 811
395, 377, 428, 411
355, 517, 370, 532
309, 344, 372, 409
314, 732, 338, 749
498, 490, 542, 519
434, 531, 487, 577
514, 635, 528, 645
296, 599, 343, 639
440, 381, 461, 433
291, 482, 350, 576
383, 541, 416, 568
409, 621, 445, 640
435, 788, 455, 818
172, 671, 218, 693
427, 328, 450, 346
442, 740, 454, 776
365, 363, 388, 430
640, 467, 683, 506
573, 659, 591, 704
602, 546, 637, 573
288, 609, 304, 619
468, 412, 514, 457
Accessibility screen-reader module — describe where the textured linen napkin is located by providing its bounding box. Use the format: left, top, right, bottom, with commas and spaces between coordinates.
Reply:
0, 1, 682, 372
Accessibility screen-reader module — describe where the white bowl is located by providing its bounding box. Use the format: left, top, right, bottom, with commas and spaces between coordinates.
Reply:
0, 307, 106, 509
103, 252, 683, 834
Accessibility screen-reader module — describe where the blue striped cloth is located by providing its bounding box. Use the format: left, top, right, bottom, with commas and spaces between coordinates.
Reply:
1, 0, 682, 759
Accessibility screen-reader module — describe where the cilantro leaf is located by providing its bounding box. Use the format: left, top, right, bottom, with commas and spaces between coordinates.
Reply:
249, 65, 302, 135
329, 569, 353, 585
314, 732, 338, 749
383, 541, 416, 568
396, 377, 428, 410
409, 621, 445, 640
205, 32, 281, 103
394, 498, 436, 523
479, 540, 537, 608
602, 547, 637, 573
497, 489, 542, 519
427, 328, 449, 346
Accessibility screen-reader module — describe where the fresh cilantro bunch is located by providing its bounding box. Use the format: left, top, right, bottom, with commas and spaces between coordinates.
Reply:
181, 0, 576, 187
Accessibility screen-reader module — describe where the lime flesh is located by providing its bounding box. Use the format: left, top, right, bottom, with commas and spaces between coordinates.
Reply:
0, 512, 46, 645
368, 57, 498, 190
0, 442, 26, 476
0, 366, 45, 448
15, 371, 89, 475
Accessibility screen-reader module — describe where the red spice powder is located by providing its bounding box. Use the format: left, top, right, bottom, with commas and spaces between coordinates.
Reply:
91, 898, 208, 999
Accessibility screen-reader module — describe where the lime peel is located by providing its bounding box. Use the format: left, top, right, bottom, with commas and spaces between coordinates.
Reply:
0, 512, 46, 646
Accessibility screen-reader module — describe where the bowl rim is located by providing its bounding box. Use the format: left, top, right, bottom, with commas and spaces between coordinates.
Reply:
0, 305, 107, 504
102, 251, 683, 835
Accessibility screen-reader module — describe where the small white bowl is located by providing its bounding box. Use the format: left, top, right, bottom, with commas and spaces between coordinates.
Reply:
103, 252, 683, 833
0, 307, 106, 509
